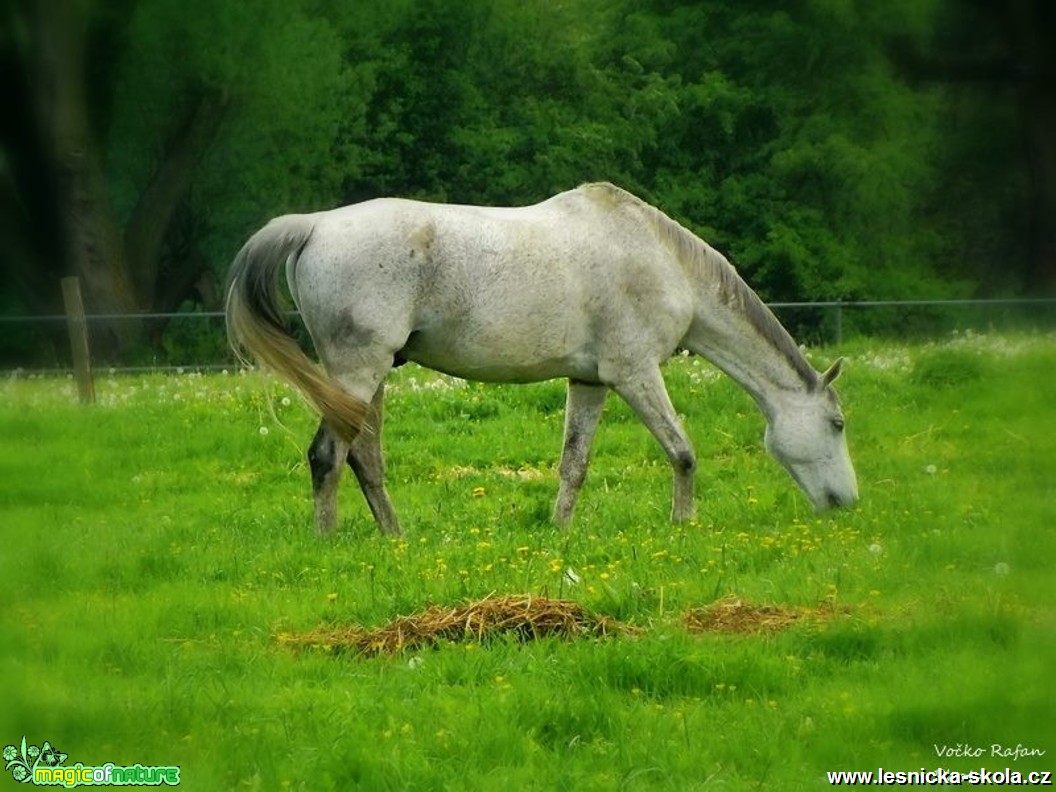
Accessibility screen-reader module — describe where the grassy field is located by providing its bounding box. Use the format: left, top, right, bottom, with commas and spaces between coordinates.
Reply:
2, 333, 1054, 790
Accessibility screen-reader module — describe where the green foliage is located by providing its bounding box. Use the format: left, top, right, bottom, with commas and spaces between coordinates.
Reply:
96, 0, 1029, 300
107, 0, 358, 264
1, 335, 1054, 788
3, 0, 1035, 366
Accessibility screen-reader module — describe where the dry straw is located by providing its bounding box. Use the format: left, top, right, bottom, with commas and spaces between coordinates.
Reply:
682, 596, 843, 635
278, 594, 846, 657
277, 594, 627, 656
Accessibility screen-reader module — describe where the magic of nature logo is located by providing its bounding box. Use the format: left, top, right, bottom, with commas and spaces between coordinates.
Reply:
3, 737, 179, 787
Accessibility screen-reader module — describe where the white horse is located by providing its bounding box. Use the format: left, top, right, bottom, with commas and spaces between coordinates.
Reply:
226, 182, 858, 536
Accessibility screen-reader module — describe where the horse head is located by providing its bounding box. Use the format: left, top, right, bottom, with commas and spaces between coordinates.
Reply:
764, 358, 859, 512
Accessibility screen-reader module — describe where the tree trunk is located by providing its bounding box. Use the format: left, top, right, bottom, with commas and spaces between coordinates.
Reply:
33, 0, 140, 355
30, 0, 229, 358
125, 91, 228, 308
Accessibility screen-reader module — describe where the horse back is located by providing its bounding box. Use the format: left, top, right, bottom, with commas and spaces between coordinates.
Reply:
292, 190, 694, 383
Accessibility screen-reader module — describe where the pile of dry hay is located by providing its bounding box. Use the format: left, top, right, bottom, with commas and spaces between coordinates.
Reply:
278, 594, 847, 657
277, 594, 626, 656
682, 596, 841, 635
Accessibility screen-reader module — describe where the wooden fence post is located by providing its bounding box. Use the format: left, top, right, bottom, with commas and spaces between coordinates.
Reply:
61, 276, 95, 404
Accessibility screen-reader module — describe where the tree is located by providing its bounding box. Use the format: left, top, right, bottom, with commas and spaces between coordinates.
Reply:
5, 0, 355, 358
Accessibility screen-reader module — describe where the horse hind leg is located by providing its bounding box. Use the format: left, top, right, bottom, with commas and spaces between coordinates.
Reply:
553, 381, 608, 526
308, 421, 349, 535
311, 327, 404, 535
345, 382, 402, 537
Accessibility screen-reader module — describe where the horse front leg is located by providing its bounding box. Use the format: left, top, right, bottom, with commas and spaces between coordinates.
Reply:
611, 368, 697, 523
345, 382, 402, 537
308, 421, 350, 535
553, 380, 608, 526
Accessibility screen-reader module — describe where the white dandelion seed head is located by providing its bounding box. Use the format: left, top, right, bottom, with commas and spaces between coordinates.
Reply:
258, 426, 269, 436
868, 543, 884, 556
993, 562, 1010, 576
924, 464, 938, 475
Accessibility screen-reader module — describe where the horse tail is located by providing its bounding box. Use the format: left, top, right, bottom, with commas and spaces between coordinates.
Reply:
225, 214, 369, 442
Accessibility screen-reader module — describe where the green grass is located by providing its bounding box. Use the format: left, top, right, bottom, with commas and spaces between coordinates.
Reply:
2, 333, 1054, 790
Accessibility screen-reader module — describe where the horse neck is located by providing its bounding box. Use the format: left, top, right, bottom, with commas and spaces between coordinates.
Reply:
684, 302, 814, 420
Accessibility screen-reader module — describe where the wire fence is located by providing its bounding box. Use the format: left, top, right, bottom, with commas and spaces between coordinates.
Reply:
3, 298, 1056, 378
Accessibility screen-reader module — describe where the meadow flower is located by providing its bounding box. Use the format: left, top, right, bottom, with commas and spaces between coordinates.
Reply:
994, 562, 1010, 576
868, 543, 884, 556
259, 426, 269, 436
924, 464, 937, 475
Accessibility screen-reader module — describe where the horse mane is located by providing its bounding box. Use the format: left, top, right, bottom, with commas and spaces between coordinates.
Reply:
580, 182, 818, 388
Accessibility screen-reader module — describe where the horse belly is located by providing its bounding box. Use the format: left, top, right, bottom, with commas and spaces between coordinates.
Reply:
400, 303, 599, 384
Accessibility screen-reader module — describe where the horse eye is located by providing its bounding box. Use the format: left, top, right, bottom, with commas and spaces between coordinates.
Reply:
831, 417, 845, 432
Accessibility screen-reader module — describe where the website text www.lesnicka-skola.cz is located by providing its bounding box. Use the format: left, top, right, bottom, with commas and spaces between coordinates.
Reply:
826, 767, 1053, 786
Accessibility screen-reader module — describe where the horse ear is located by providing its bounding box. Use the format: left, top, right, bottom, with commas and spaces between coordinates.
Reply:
819, 357, 844, 389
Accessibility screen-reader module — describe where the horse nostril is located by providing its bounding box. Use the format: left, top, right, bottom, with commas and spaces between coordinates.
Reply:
826, 490, 859, 509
